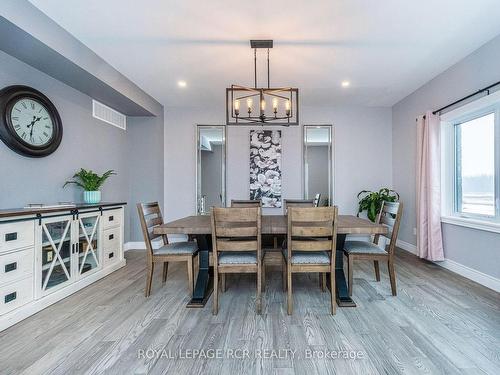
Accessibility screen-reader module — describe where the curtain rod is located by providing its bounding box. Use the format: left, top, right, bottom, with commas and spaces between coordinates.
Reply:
433, 80, 500, 115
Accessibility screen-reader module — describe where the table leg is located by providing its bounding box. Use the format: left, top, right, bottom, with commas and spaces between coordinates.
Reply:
335, 234, 356, 307
186, 234, 213, 308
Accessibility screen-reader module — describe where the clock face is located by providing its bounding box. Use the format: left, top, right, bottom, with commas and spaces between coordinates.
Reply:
0, 85, 63, 157
10, 98, 54, 147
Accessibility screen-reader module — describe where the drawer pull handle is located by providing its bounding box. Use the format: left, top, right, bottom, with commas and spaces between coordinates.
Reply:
5, 262, 17, 273
5, 292, 17, 304
108, 234, 114, 240
109, 252, 114, 259
109, 215, 114, 222
5, 232, 17, 242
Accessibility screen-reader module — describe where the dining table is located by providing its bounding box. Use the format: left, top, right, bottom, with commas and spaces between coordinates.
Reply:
153, 214, 387, 308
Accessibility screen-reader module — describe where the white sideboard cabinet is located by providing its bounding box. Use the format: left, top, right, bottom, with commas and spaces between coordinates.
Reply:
0, 203, 126, 331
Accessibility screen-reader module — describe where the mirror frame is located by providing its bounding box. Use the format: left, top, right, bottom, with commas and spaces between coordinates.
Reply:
303, 124, 334, 206
196, 125, 227, 215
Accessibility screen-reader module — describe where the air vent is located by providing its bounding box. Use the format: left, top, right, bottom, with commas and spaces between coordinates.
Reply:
92, 100, 126, 130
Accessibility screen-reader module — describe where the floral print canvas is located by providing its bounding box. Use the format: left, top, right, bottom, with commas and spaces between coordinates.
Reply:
249, 130, 282, 208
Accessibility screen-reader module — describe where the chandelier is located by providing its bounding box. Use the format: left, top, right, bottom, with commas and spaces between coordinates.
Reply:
226, 40, 299, 126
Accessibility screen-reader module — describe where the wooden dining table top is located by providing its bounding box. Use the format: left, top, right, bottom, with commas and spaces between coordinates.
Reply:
154, 214, 387, 235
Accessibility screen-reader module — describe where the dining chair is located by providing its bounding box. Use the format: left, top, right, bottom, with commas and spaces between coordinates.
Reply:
230, 199, 262, 207
282, 206, 338, 315
283, 199, 315, 212
137, 202, 198, 297
344, 201, 403, 296
281, 199, 328, 290
313, 193, 321, 207
211, 206, 262, 314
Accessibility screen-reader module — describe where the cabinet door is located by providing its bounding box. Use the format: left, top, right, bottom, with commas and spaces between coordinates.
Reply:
76, 213, 101, 278
39, 217, 73, 294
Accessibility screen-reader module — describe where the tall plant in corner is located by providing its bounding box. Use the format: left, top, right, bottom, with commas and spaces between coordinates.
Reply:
64, 168, 115, 204
357, 188, 399, 222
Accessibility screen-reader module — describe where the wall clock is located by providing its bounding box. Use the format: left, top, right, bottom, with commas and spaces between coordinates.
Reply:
0, 85, 63, 157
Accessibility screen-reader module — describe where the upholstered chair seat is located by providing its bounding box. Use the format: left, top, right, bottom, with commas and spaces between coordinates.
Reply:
344, 241, 387, 255
153, 241, 198, 256
219, 252, 257, 264
281, 249, 330, 264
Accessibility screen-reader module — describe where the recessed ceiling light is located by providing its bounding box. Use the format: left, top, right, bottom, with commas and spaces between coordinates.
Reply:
177, 80, 187, 88
341, 81, 350, 88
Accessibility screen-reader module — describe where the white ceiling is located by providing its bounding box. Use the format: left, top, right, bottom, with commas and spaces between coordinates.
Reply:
29, 0, 500, 108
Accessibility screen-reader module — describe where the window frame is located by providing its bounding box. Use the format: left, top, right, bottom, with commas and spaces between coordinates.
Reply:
441, 98, 500, 232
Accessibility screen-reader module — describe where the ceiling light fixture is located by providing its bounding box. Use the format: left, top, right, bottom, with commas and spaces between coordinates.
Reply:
341, 81, 350, 88
177, 80, 187, 88
226, 40, 299, 126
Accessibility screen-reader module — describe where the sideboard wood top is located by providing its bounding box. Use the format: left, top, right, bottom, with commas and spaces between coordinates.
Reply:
0, 202, 127, 219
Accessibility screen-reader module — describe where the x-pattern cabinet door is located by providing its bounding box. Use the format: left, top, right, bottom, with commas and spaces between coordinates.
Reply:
37, 215, 74, 296
75, 212, 101, 279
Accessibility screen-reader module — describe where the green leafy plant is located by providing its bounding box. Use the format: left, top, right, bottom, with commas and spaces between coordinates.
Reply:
357, 188, 399, 222
63, 168, 115, 191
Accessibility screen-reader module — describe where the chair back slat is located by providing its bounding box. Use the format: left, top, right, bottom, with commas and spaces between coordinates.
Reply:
231, 199, 262, 208
146, 217, 163, 228
137, 202, 166, 256
381, 201, 399, 215
284, 199, 314, 213
216, 226, 258, 237
290, 207, 335, 222
291, 225, 333, 237
287, 206, 338, 263
217, 239, 258, 251
376, 201, 403, 255
142, 204, 161, 216
380, 215, 396, 228
313, 193, 321, 207
292, 240, 332, 251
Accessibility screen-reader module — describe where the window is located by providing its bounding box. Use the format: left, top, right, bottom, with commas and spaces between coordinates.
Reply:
442, 96, 500, 231
454, 112, 496, 217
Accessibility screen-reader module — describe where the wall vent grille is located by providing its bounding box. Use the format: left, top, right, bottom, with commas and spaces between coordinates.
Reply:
92, 100, 126, 130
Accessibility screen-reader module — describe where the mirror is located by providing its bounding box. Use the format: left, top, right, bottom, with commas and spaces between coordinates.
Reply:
303, 125, 333, 206
196, 125, 226, 214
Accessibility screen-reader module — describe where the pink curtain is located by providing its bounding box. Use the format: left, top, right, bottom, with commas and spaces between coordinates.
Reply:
416, 111, 444, 261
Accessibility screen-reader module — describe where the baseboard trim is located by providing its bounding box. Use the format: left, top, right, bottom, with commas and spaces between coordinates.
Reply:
396, 239, 418, 255
124, 241, 146, 251
397, 240, 499, 292
438, 258, 500, 293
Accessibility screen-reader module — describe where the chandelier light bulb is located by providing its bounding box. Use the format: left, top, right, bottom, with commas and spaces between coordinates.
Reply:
285, 100, 291, 116
234, 99, 240, 116
261, 99, 266, 111
272, 98, 278, 111
247, 98, 253, 114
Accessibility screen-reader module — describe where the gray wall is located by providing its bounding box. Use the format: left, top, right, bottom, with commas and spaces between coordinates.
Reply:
126, 114, 164, 241
164, 105, 392, 221
392, 34, 500, 278
0, 50, 163, 242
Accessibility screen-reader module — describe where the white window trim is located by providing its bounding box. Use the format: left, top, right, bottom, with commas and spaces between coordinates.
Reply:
441, 90, 500, 232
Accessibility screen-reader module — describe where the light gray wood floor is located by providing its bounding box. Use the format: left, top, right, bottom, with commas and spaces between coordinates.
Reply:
1, 249, 499, 375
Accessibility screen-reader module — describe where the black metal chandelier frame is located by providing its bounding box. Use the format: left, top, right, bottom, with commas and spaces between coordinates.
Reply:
226, 40, 299, 126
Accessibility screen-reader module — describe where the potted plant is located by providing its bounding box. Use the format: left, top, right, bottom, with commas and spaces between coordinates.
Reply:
64, 168, 116, 204
357, 188, 399, 222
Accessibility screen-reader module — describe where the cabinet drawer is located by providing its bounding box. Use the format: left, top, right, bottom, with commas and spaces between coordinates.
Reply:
0, 248, 33, 286
0, 221, 34, 253
102, 209, 122, 230
0, 276, 33, 316
103, 227, 121, 267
